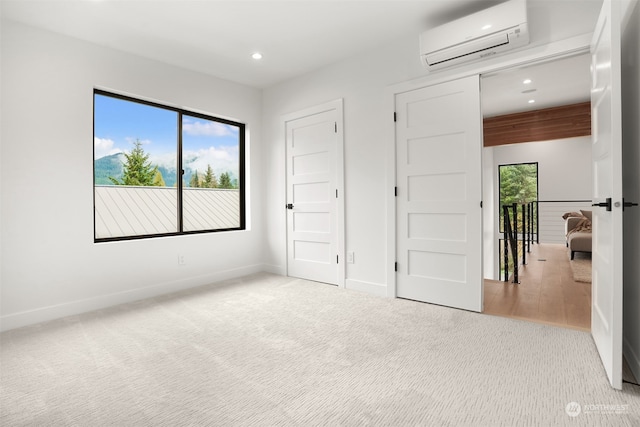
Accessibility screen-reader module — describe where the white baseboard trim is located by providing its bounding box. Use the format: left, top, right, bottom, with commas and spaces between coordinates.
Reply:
345, 278, 387, 297
262, 263, 286, 276
623, 336, 640, 383
0, 264, 264, 332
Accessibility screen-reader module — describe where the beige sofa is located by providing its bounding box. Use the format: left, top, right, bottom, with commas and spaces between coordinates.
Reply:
565, 210, 592, 260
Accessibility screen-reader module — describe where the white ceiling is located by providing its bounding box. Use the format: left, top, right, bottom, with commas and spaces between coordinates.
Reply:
1, 0, 602, 115
481, 52, 592, 117
1, 0, 506, 88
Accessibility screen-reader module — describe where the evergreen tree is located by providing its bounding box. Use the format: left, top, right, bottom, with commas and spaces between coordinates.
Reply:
189, 170, 201, 188
499, 163, 537, 231
152, 169, 166, 187
203, 164, 217, 188
109, 139, 157, 186
218, 172, 233, 189
500, 164, 537, 206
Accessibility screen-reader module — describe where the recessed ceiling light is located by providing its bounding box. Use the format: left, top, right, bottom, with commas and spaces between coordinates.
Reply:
252, 52, 263, 60
528, 99, 536, 104
523, 79, 532, 84
481, 24, 492, 30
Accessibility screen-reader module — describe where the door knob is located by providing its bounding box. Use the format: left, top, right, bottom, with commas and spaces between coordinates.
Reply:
592, 197, 612, 211
285, 203, 294, 210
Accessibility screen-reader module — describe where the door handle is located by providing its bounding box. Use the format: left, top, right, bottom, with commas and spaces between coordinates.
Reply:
285, 203, 294, 210
592, 197, 612, 211
623, 198, 639, 211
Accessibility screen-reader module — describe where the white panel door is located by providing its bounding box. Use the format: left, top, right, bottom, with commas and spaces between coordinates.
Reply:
286, 108, 338, 285
590, 0, 624, 390
396, 75, 483, 312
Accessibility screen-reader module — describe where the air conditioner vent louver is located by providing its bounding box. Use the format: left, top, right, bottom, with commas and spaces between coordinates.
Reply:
425, 33, 510, 67
420, 0, 529, 71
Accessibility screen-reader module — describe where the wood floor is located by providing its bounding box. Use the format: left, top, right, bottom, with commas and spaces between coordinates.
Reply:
483, 243, 591, 331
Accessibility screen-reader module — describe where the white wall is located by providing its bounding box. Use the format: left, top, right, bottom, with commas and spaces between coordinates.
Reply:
0, 21, 264, 331
621, 0, 640, 382
0, 6, 4, 328
262, 34, 427, 293
489, 137, 592, 201
261, 3, 603, 295
482, 136, 592, 278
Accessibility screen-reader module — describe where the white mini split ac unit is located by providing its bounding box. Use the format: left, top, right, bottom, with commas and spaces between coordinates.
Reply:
420, 0, 529, 70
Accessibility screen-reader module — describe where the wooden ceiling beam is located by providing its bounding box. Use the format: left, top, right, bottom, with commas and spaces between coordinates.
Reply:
483, 101, 591, 147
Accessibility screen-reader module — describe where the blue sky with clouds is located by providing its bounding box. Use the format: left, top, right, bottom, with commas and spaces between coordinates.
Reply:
94, 93, 240, 176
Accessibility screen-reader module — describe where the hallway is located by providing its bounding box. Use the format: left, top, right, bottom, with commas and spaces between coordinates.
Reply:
484, 243, 591, 331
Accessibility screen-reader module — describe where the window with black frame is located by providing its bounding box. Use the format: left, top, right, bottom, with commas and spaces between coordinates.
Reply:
498, 162, 538, 232
93, 90, 245, 242
498, 162, 538, 276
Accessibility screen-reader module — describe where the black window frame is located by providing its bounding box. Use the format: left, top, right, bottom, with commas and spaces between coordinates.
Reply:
497, 161, 538, 277
498, 161, 539, 233
93, 89, 246, 243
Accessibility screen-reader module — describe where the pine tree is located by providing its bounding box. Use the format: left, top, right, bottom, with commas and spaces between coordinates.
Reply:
203, 164, 217, 188
189, 170, 201, 188
109, 139, 157, 186
218, 172, 233, 189
499, 163, 537, 231
152, 169, 166, 187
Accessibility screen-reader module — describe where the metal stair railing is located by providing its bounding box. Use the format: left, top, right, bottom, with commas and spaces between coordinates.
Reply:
502, 201, 538, 284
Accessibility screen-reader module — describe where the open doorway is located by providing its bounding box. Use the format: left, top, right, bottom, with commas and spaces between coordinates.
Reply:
480, 53, 593, 331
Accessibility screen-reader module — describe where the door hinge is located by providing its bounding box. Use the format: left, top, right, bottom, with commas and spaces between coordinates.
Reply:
336, 189, 338, 198
334, 122, 337, 133
393, 112, 397, 122
337, 255, 339, 264
480, 201, 483, 208
395, 262, 398, 272
395, 187, 398, 197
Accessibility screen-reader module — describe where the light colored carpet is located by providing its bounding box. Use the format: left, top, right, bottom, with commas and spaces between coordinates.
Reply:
2, 273, 639, 426
570, 252, 592, 283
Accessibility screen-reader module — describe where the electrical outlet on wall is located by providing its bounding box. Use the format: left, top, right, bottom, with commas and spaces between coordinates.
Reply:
347, 252, 355, 263
178, 254, 186, 265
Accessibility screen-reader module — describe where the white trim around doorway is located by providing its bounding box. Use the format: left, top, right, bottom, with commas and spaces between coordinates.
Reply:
385, 34, 592, 299
282, 99, 346, 288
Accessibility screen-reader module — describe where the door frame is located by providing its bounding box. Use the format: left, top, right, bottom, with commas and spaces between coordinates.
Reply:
283, 99, 346, 288
386, 35, 593, 298
621, 0, 640, 385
